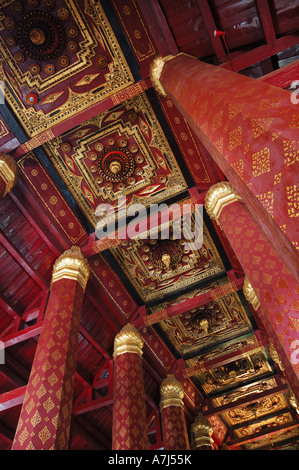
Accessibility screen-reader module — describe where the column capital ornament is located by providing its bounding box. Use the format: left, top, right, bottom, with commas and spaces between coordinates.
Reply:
191, 412, 214, 449
149, 55, 175, 97
160, 374, 184, 410
0, 153, 18, 197
52, 246, 90, 290
243, 276, 260, 311
113, 323, 143, 358
204, 182, 242, 222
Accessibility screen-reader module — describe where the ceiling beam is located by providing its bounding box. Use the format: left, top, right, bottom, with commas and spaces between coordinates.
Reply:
79, 324, 112, 361
0, 323, 42, 350
14, 79, 152, 158
0, 293, 21, 323
72, 394, 113, 416
176, 331, 269, 380
8, 189, 62, 258
197, 0, 226, 59
135, 0, 179, 57
220, 35, 299, 72
81, 191, 203, 257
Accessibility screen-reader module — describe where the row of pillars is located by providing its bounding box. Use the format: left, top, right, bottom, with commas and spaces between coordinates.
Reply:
6, 182, 298, 449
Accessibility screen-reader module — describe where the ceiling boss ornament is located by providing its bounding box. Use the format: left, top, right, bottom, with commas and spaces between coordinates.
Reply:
97, 147, 135, 184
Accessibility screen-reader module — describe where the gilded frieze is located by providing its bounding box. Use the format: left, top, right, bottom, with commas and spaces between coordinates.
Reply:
0, 0, 134, 136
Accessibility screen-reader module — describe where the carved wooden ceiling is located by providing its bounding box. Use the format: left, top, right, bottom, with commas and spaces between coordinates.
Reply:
0, 0, 298, 451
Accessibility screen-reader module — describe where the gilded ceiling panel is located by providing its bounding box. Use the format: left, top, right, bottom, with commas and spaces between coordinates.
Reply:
109, 209, 225, 302
0, 0, 134, 137
188, 348, 272, 395
212, 376, 276, 407
45, 92, 188, 227
155, 281, 252, 356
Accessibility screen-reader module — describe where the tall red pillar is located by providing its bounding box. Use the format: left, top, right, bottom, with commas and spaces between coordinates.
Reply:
204, 182, 299, 401
12, 246, 90, 450
150, 54, 299, 282
112, 323, 148, 450
0, 153, 17, 198
160, 374, 190, 450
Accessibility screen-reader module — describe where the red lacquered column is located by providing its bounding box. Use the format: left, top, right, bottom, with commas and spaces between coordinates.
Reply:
160, 374, 190, 450
0, 153, 17, 198
12, 247, 90, 450
112, 323, 148, 450
191, 412, 214, 450
150, 54, 299, 283
205, 182, 299, 401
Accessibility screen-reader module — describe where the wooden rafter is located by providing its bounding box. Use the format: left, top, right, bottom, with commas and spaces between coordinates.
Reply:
221, 35, 299, 72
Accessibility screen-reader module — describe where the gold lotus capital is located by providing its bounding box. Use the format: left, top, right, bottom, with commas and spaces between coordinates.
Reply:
113, 323, 144, 358
52, 246, 90, 290
149, 55, 174, 97
0, 153, 18, 198
191, 412, 214, 449
204, 182, 242, 223
243, 276, 260, 311
160, 374, 184, 410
